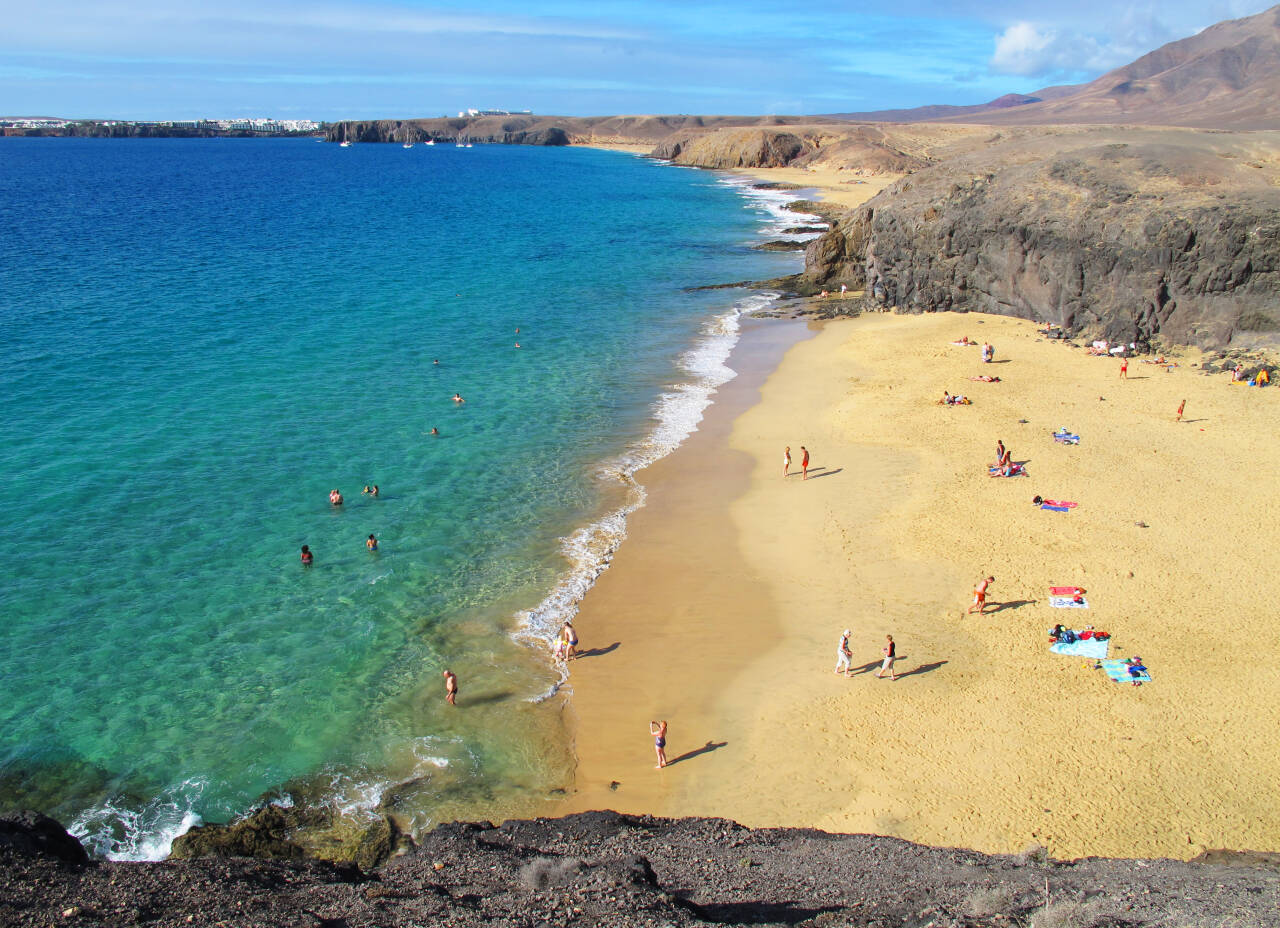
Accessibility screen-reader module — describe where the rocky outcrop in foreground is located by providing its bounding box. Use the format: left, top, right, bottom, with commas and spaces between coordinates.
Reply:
3, 810, 1277, 927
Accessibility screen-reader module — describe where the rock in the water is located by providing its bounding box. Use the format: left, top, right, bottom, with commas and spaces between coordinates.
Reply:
169, 805, 305, 861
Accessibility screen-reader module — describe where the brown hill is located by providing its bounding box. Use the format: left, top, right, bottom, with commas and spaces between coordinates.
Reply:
942, 4, 1280, 128
829, 5, 1280, 130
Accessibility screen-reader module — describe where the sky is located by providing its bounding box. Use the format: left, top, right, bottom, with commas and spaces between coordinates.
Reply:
1, 0, 1274, 120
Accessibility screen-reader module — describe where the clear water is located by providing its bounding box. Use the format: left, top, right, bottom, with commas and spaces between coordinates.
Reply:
0, 138, 809, 858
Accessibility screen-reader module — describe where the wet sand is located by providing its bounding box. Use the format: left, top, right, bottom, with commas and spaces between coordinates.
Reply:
560, 310, 1280, 860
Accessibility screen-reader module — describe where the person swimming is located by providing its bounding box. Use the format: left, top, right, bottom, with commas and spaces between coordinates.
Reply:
452, 393, 465, 403
329, 489, 343, 506
300, 545, 313, 566
366, 534, 378, 551
430, 427, 439, 435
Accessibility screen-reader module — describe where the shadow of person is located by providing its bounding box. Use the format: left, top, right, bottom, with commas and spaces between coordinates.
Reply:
806, 467, 843, 480
896, 660, 948, 679
667, 740, 728, 767
987, 599, 1036, 614
574, 642, 620, 659
848, 659, 882, 676
462, 690, 514, 707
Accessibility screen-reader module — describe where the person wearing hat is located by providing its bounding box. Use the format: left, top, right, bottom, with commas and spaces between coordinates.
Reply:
835, 629, 853, 676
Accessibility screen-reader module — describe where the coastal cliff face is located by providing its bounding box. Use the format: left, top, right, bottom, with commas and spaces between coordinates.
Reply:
801, 130, 1280, 348
4, 811, 1278, 927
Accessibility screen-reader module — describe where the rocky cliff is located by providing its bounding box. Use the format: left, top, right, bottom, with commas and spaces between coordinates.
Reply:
324, 114, 837, 147
3, 811, 1277, 927
800, 127, 1280, 349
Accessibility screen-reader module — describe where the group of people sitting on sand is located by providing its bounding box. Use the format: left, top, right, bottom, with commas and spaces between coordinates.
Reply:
939, 391, 972, 405
1229, 363, 1271, 386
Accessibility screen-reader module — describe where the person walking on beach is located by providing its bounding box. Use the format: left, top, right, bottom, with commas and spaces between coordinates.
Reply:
876, 635, 897, 680
1176, 399, 1186, 421
443, 670, 458, 706
650, 720, 668, 768
300, 545, 313, 567
835, 629, 853, 675
968, 576, 995, 614
1120, 357, 1128, 380
993, 440, 1006, 468
801, 446, 810, 481
783, 446, 792, 477
562, 621, 578, 660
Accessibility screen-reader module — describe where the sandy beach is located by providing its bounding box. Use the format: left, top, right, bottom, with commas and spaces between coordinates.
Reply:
560, 309, 1280, 860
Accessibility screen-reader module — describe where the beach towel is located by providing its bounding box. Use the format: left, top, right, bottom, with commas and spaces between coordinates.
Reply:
1054, 433, 1080, 444
1043, 499, 1077, 508
1050, 596, 1089, 609
1051, 637, 1110, 659
989, 465, 1027, 477
1101, 659, 1151, 684
1041, 504, 1071, 512
1050, 586, 1084, 595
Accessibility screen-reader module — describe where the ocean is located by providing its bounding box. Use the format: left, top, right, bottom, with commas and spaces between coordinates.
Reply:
0, 137, 813, 858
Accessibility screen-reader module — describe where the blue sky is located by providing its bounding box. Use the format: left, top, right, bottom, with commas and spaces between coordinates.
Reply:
2, 0, 1272, 120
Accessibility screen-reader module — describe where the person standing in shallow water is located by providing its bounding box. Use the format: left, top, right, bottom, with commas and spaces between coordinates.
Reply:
650, 720, 668, 768
366, 534, 378, 551
443, 670, 457, 706
300, 545, 313, 567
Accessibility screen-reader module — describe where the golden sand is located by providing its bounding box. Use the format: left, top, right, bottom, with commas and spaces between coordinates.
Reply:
561, 310, 1280, 860
726, 164, 901, 209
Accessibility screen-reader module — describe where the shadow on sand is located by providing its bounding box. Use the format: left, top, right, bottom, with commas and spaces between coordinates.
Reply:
667, 740, 728, 767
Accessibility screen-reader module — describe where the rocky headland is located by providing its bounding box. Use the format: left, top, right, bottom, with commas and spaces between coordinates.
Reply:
4, 810, 1278, 927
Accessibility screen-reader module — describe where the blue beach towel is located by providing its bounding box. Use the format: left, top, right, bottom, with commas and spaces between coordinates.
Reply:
1101, 659, 1151, 684
1049, 596, 1089, 609
1051, 637, 1110, 659
1041, 504, 1071, 512
1054, 433, 1080, 444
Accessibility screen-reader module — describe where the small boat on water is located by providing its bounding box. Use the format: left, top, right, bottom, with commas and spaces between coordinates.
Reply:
424, 139, 435, 146
339, 140, 352, 147
403, 142, 414, 149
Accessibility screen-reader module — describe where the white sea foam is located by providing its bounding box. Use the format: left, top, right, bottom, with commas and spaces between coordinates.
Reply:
713, 174, 826, 240
68, 777, 207, 862
514, 287, 782, 671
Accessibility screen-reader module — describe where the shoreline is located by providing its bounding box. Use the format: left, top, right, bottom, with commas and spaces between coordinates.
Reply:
558, 309, 1280, 860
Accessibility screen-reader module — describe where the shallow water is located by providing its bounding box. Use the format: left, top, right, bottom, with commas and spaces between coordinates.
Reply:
0, 138, 810, 857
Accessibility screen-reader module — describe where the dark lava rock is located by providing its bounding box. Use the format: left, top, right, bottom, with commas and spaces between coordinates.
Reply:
754, 240, 808, 251
4, 810, 1278, 927
0, 811, 88, 864
802, 139, 1280, 350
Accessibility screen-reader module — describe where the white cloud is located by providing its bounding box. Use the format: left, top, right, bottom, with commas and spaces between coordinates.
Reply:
989, 21, 1100, 76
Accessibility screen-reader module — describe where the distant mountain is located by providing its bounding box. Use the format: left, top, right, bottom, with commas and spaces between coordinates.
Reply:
831, 5, 1280, 130
825, 90, 1076, 123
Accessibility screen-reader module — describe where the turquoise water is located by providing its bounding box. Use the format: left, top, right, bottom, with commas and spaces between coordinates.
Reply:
0, 138, 809, 857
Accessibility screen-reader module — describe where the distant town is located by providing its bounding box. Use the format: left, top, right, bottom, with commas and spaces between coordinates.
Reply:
3, 112, 535, 138
1, 117, 324, 137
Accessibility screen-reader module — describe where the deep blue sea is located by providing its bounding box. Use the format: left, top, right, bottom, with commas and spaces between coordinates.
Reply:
0, 138, 811, 858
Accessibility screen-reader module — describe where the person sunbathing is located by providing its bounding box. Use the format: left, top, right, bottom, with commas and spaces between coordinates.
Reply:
950, 336, 972, 346
969, 375, 1000, 382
